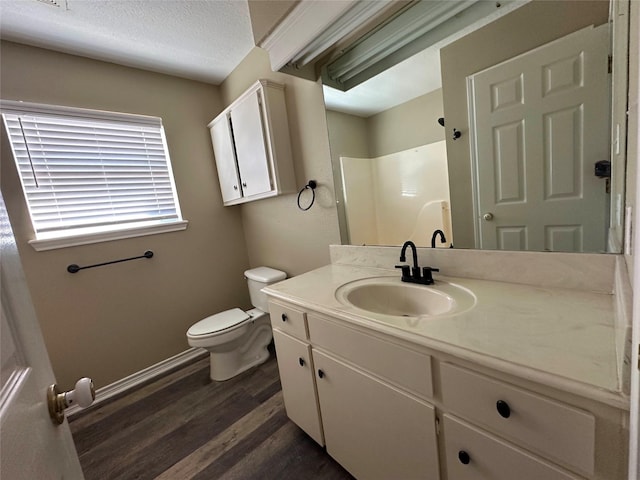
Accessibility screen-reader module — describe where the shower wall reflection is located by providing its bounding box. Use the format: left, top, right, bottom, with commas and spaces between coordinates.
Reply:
341, 142, 451, 247
326, 89, 445, 247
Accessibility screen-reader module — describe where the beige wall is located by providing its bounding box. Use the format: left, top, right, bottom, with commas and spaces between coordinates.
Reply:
0, 41, 251, 389
367, 88, 445, 158
219, 47, 341, 276
441, 0, 610, 249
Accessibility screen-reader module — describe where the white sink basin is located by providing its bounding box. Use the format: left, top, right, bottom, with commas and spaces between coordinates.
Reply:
335, 276, 476, 319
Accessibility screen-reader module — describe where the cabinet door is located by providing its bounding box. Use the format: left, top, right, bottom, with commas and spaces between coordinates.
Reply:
209, 115, 242, 203
231, 90, 273, 198
313, 350, 440, 480
443, 414, 580, 480
272, 330, 324, 445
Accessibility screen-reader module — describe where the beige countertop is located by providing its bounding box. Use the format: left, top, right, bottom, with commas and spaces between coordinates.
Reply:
264, 263, 628, 409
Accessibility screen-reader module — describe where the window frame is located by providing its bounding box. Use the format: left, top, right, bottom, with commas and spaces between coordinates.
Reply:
1, 100, 188, 251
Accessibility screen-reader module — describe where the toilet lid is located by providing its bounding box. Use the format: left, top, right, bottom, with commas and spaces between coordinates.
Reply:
188, 308, 251, 336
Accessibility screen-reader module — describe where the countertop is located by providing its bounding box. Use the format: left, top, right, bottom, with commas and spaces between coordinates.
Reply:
263, 263, 628, 409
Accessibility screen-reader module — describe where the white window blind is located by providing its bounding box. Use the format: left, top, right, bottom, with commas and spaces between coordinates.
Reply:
1, 101, 186, 249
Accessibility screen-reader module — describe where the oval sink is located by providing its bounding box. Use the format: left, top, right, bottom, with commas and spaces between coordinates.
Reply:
335, 276, 475, 319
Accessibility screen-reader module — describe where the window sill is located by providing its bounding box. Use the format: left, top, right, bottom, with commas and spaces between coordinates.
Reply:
29, 220, 189, 251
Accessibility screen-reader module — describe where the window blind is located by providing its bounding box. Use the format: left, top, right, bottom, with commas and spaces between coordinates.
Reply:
2, 105, 183, 240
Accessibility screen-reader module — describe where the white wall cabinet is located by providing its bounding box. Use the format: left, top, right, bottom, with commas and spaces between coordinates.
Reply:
267, 299, 627, 480
208, 80, 296, 206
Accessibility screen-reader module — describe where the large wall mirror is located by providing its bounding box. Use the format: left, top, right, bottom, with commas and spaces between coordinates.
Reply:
323, 0, 628, 254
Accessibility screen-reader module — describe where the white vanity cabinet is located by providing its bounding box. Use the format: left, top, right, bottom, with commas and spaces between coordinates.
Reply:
440, 362, 596, 477
312, 350, 439, 480
267, 299, 626, 480
443, 414, 582, 480
269, 302, 324, 445
208, 80, 296, 206
269, 301, 440, 480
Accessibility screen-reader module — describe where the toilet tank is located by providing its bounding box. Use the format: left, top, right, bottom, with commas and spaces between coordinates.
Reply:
245, 267, 287, 312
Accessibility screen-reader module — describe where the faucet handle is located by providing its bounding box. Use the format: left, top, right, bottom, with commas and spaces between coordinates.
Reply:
395, 264, 411, 280
422, 266, 439, 285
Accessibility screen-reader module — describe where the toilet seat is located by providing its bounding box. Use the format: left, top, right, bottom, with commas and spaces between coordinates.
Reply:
187, 308, 251, 339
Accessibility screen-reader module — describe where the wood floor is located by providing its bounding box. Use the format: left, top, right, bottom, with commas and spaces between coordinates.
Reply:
69, 351, 353, 480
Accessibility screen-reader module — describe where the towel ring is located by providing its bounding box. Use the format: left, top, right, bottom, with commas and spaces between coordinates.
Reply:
297, 180, 317, 211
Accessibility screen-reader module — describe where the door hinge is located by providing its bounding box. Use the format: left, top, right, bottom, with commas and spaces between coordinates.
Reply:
435, 415, 441, 435
608, 55, 613, 74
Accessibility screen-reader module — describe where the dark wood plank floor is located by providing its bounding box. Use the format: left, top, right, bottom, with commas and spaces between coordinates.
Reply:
69, 351, 353, 480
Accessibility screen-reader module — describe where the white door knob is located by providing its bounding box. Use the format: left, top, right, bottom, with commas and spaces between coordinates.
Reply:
47, 377, 95, 424
483, 212, 494, 221
66, 377, 95, 408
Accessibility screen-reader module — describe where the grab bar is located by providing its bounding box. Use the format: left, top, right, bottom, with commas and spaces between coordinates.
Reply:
67, 250, 154, 274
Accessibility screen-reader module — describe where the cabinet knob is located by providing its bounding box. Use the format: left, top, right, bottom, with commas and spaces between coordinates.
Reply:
233, 185, 238, 190
298, 357, 305, 367
318, 369, 325, 379
242, 182, 247, 187
281, 313, 288, 322
496, 400, 511, 418
458, 450, 471, 465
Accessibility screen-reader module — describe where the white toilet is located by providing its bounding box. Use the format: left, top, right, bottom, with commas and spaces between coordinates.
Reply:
186, 266, 286, 381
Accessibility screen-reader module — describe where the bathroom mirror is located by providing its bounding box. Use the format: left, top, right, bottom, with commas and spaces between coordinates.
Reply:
323, 0, 625, 253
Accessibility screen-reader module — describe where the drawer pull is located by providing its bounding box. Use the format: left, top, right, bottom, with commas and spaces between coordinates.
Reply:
281, 313, 288, 322
496, 400, 511, 418
458, 450, 471, 465
318, 369, 325, 379
298, 357, 305, 367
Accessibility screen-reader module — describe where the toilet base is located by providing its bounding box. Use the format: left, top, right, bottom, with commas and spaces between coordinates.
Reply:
208, 318, 273, 381
209, 344, 270, 381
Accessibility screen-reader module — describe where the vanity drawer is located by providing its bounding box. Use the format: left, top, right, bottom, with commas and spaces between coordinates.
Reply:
440, 363, 595, 476
443, 414, 581, 480
268, 301, 308, 340
308, 313, 433, 399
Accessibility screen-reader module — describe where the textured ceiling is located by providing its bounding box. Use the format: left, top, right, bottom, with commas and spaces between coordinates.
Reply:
0, 0, 255, 84
0, 0, 525, 115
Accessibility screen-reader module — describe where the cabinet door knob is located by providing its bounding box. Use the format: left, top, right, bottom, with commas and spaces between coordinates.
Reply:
233, 185, 238, 190
318, 369, 325, 379
496, 400, 511, 418
458, 450, 471, 465
298, 357, 305, 367
242, 182, 247, 187
281, 313, 287, 322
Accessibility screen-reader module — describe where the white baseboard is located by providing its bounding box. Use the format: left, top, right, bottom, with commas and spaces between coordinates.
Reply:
67, 347, 207, 418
